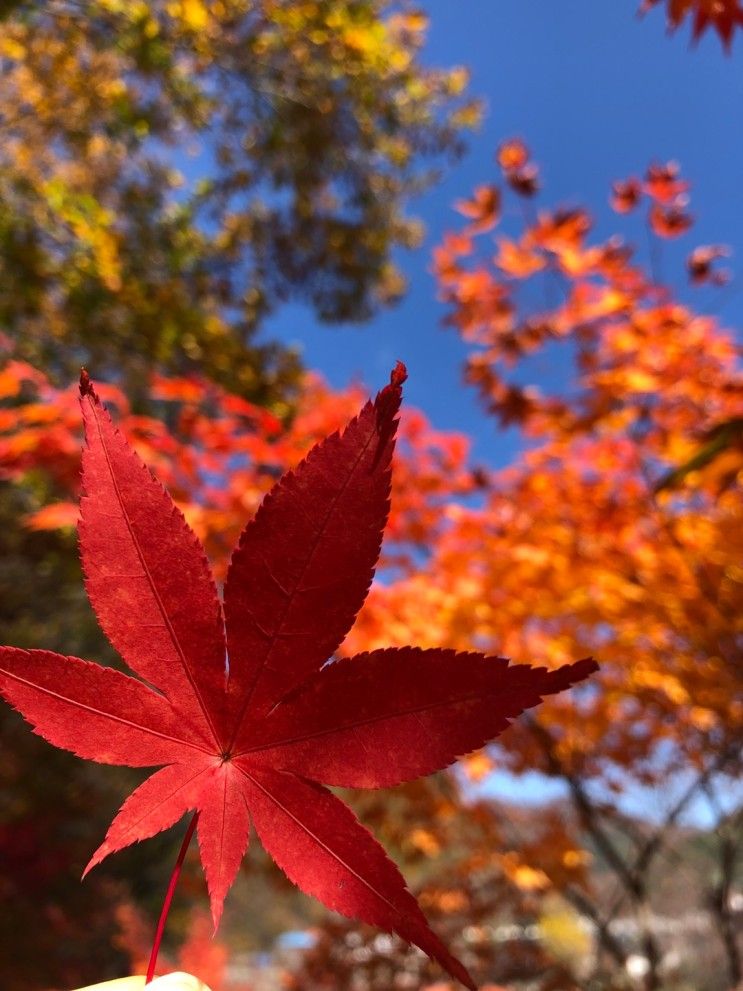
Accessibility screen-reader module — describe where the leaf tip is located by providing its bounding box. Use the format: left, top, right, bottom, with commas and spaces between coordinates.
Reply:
210, 900, 224, 934
390, 361, 408, 388
81, 852, 101, 880
79, 368, 95, 399
551, 655, 599, 692
579, 655, 600, 678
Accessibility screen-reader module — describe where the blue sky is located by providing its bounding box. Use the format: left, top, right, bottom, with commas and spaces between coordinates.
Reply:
265, 0, 743, 468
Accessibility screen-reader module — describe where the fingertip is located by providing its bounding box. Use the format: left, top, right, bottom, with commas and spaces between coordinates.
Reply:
148, 973, 213, 991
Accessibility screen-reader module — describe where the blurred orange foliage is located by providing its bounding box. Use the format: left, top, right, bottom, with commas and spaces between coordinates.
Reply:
0, 352, 475, 582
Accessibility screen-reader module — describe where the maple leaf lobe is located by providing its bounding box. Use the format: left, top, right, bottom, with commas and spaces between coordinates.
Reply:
221, 363, 406, 736
78, 376, 228, 746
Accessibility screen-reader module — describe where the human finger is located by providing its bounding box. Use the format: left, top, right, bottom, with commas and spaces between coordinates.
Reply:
75, 972, 212, 991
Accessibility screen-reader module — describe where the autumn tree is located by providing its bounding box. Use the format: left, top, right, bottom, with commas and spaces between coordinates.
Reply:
0, 0, 478, 401
399, 143, 741, 990
261, 147, 743, 991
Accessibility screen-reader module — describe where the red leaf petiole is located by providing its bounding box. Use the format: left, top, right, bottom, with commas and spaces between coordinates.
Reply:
145, 811, 199, 984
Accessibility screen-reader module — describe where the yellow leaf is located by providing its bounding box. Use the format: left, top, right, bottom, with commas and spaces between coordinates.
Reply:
409, 828, 441, 857
538, 897, 591, 962
512, 864, 551, 892
183, 0, 210, 29
562, 848, 592, 868
624, 368, 659, 392
463, 752, 493, 782
0, 38, 25, 60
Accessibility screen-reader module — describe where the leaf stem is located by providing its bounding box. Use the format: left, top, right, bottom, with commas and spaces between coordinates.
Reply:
145, 811, 199, 984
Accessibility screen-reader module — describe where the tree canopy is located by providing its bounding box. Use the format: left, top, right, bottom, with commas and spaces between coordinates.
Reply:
0, 0, 477, 400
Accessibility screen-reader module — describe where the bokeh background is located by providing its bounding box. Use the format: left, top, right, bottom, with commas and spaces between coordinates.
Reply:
0, 3, 741, 990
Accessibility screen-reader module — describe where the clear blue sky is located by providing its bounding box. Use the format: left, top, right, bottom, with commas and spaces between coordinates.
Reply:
266, 0, 743, 469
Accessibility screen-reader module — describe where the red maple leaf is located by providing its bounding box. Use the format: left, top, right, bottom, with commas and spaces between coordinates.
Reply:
640, 0, 743, 48
0, 365, 597, 988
